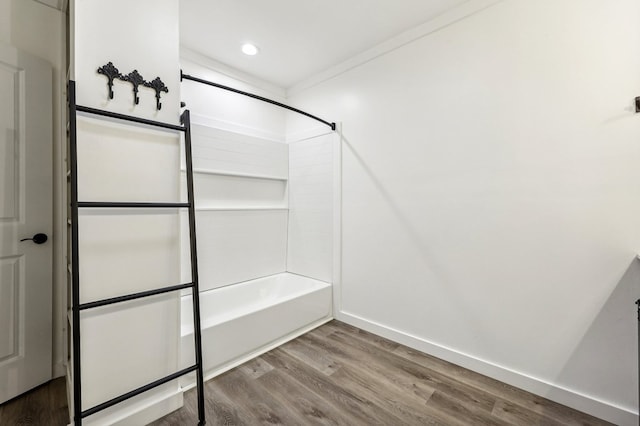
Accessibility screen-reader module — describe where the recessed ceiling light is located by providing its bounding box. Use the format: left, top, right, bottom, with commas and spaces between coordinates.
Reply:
241, 43, 259, 56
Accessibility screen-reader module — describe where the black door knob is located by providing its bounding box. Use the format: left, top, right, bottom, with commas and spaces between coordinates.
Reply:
20, 233, 48, 244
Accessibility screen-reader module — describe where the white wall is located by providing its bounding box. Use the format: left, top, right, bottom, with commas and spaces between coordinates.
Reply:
288, 1, 640, 424
72, 0, 180, 124
71, 1, 183, 424
0, 0, 66, 379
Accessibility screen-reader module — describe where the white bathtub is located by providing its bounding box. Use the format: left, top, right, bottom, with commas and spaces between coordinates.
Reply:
180, 272, 332, 383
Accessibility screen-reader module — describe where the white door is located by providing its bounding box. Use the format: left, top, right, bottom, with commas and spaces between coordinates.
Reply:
0, 43, 53, 403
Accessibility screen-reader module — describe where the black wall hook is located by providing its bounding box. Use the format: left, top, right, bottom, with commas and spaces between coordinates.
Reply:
635, 96, 640, 113
145, 77, 169, 110
121, 70, 146, 105
97, 62, 122, 100
97, 62, 170, 110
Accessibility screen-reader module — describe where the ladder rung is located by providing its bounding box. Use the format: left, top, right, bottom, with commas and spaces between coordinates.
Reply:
76, 104, 186, 132
78, 283, 194, 311
81, 364, 199, 418
78, 202, 190, 209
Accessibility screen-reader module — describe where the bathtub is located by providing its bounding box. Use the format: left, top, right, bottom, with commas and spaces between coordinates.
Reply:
180, 272, 332, 383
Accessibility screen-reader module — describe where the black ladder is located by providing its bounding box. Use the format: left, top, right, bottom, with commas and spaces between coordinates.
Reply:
68, 80, 206, 425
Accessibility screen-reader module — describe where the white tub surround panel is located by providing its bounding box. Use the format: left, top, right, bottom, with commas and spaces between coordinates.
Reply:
184, 124, 290, 291
196, 210, 288, 292
190, 124, 288, 180
194, 174, 287, 209
287, 133, 336, 283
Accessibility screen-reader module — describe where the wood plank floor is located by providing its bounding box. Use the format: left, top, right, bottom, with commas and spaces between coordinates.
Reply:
0, 377, 68, 426
0, 321, 613, 425
152, 320, 613, 426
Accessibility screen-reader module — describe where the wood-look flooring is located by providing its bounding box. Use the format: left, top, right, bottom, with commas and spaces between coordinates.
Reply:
0, 377, 68, 426
0, 321, 613, 425
152, 320, 612, 426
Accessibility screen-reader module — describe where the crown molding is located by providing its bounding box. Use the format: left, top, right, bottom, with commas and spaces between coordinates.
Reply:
287, 0, 503, 97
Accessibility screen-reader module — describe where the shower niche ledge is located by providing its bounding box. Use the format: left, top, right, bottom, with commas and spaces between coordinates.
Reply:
190, 168, 287, 181
187, 168, 288, 211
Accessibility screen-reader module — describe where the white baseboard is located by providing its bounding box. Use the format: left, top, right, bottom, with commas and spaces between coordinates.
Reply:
337, 311, 638, 426
109, 392, 183, 426
66, 372, 183, 426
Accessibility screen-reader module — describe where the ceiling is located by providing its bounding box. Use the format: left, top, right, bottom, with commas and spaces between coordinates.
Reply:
180, 0, 470, 89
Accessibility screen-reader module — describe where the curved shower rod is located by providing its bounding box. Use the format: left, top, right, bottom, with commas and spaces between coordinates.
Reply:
180, 70, 336, 131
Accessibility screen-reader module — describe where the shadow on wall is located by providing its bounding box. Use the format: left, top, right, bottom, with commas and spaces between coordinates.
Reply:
342, 128, 640, 422
340, 132, 455, 283
340, 132, 488, 343
551, 258, 639, 417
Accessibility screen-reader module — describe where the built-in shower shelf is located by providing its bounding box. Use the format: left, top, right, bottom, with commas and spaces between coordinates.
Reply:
196, 206, 288, 212
182, 168, 288, 181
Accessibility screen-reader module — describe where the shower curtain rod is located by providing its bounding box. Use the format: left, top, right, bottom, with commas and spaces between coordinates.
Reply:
180, 70, 336, 131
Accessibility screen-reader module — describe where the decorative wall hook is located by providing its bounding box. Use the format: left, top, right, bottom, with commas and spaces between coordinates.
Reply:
145, 77, 169, 110
96, 62, 170, 109
97, 62, 121, 100
121, 70, 146, 105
